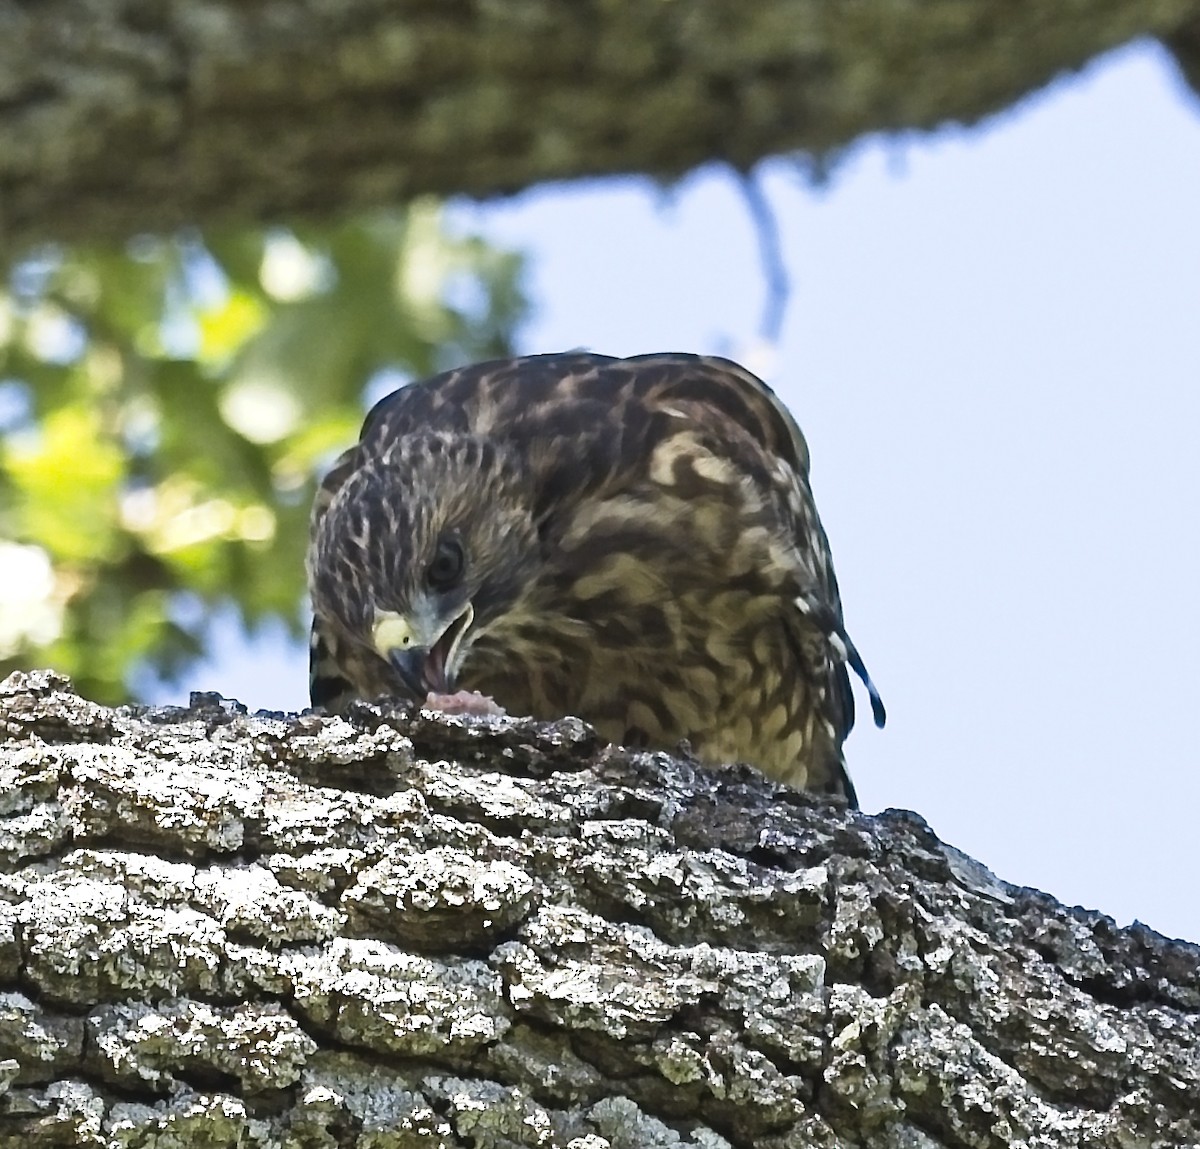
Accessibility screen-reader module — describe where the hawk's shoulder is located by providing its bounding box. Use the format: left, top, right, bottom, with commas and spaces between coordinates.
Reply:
619, 351, 811, 477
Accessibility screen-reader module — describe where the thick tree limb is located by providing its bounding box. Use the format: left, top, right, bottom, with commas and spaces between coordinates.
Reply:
1, 2, 1199, 255
0, 669, 1196, 1147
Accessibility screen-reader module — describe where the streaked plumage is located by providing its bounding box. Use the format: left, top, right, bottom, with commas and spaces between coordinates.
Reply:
307, 352, 883, 804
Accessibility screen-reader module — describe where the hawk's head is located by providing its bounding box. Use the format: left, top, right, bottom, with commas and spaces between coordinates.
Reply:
308, 433, 540, 697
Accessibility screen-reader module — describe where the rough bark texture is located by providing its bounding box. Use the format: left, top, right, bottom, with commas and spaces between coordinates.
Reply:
0, 670, 1196, 1148
2, 1, 1200, 256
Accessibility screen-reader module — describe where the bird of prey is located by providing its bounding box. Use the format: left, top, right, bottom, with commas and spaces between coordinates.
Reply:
307, 352, 884, 804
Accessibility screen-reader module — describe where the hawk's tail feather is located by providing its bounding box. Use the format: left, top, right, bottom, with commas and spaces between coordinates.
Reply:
845, 640, 886, 729
796, 593, 886, 729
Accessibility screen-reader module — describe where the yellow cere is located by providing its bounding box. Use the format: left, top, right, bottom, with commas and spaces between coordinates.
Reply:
372, 612, 416, 656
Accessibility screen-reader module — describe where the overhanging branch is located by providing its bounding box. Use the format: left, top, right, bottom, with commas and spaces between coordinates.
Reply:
1, 2, 1198, 255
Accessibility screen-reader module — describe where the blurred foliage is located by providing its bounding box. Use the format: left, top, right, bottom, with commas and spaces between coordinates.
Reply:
0, 202, 527, 703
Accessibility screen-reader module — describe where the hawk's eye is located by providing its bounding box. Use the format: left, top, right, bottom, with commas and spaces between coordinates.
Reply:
426, 538, 465, 591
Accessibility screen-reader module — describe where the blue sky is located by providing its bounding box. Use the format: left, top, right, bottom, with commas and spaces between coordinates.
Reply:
182, 40, 1200, 944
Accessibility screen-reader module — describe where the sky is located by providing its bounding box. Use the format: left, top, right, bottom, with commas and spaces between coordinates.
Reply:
176, 39, 1200, 945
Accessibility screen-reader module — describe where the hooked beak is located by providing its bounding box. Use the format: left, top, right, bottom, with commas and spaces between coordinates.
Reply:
372, 601, 474, 698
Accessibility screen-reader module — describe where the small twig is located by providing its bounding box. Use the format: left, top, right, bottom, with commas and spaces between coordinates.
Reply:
735, 167, 790, 345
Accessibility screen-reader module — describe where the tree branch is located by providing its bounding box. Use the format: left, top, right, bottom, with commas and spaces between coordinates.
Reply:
0, 669, 1196, 1146
1, 2, 1198, 255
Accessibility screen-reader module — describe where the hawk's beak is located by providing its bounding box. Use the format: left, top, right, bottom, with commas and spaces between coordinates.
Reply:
386, 646, 435, 699
372, 601, 474, 697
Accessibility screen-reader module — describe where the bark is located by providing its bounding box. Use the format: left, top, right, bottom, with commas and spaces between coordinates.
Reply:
0, 670, 1196, 1148
2, 1, 1200, 256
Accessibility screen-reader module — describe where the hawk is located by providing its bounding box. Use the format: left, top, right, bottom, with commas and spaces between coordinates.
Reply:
307, 352, 884, 804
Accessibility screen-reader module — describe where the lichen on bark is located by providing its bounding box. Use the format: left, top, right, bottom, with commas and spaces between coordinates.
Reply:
0, 669, 1196, 1147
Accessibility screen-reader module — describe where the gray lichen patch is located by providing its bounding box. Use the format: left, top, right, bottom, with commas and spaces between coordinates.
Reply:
0, 745, 66, 814
569, 816, 832, 944
104, 1090, 256, 1147
489, 1023, 606, 1105
587, 1094, 733, 1148
295, 1053, 455, 1143
343, 846, 537, 951
64, 741, 266, 855
422, 1075, 565, 1146
88, 999, 317, 1093
497, 906, 721, 1040
294, 938, 510, 1059
275, 712, 417, 791
257, 782, 406, 855
0, 801, 70, 870
0, 992, 85, 1084
190, 864, 345, 946
19, 862, 228, 1003
821, 983, 915, 1128
264, 846, 362, 897
411, 763, 575, 832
